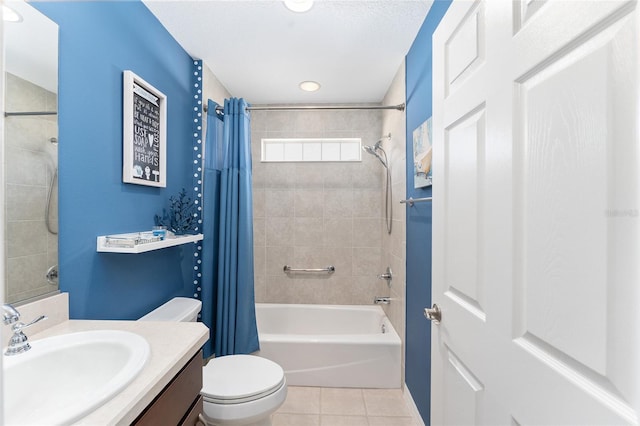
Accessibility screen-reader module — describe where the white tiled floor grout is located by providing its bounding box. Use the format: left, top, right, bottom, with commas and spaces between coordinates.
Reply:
273, 386, 418, 426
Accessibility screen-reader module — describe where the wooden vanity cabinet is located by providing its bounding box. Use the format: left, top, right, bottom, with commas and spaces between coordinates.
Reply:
133, 350, 204, 426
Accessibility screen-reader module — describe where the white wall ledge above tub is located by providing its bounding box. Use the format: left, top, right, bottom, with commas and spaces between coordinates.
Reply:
97, 233, 203, 253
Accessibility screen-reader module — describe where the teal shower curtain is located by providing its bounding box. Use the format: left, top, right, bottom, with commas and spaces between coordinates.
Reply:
201, 98, 259, 358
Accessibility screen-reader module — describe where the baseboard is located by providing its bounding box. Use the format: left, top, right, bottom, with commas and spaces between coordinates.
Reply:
403, 384, 426, 426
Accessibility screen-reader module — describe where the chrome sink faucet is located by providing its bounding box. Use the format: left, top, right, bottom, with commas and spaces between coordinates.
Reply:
3, 303, 47, 356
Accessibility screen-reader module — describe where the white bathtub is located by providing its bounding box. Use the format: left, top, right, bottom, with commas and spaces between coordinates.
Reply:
255, 303, 401, 388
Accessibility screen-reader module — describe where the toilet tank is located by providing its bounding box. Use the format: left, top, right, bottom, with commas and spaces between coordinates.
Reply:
138, 297, 202, 322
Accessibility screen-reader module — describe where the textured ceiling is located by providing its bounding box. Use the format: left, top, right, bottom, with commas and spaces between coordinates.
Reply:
142, 0, 433, 104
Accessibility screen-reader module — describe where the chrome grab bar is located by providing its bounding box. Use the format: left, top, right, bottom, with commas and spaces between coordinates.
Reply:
283, 265, 335, 274
400, 197, 432, 207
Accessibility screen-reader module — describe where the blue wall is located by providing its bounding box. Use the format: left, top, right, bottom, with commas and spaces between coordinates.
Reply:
404, 1, 451, 422
33, 1, 196, 320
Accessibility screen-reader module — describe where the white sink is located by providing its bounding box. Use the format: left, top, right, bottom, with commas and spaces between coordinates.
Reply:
3, 330, 150, 425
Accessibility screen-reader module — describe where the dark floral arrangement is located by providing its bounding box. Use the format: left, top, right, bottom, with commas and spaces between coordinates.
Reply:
154, 188, 198, 235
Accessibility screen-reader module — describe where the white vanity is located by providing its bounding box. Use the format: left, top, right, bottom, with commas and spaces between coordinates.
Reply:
1, 293, 208, 425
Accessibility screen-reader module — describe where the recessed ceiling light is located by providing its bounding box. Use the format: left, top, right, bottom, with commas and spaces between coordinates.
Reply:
284, 0, 314, 13
3, 5, 22, 23
299, 81, 321, 92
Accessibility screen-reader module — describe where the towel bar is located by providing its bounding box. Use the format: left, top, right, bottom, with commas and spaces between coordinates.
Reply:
400, 197, 432, 207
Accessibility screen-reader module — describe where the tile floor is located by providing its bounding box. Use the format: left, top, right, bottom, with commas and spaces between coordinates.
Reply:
271, 386, 420, 426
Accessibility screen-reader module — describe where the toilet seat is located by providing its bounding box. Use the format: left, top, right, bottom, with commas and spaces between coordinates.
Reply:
202, 355, 285, 405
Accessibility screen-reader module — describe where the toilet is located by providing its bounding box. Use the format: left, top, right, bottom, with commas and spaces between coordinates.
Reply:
139, 297, 287, 426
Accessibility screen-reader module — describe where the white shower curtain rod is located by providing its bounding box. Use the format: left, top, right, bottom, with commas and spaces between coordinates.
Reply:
205, 103, 405, 113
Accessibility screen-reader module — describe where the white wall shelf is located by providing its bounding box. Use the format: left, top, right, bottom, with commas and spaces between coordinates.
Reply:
97, 233, 203, 254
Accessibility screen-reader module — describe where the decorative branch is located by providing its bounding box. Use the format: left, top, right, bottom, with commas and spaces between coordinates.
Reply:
154, 188, 198, 235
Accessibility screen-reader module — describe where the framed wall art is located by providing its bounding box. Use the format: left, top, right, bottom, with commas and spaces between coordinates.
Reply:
413, 117, 432, 188
123, 70, 167, 187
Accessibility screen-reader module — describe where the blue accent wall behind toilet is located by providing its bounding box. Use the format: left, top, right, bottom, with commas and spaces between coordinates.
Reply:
404, 1, 451, 422
32, 1, 197, 320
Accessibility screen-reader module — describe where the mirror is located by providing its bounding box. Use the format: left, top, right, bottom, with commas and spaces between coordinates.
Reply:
4, 0, 59, 304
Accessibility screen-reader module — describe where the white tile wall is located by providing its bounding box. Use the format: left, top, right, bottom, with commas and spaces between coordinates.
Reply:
251, 107, 385, 305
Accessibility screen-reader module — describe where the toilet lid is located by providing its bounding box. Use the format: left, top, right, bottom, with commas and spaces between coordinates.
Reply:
201, 355, 285, 404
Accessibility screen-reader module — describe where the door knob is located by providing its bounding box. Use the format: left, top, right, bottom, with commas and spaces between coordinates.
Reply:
424, 303, 441, 324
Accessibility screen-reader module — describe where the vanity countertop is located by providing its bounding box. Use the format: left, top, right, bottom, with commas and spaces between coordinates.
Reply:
29, 319, 209, 425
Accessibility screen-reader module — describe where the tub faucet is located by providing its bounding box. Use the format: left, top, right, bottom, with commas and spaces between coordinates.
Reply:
373, 297, 390, 305
3, 303, 47, 356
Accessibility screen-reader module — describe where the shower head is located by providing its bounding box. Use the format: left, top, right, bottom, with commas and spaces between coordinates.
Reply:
362, 133, 391, 168
362, 145, 377, 155
362, 144, 388, 168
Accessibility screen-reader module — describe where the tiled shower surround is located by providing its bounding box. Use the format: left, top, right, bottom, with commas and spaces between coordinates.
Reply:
251, 107, 390, 305
4, 73, 59, 303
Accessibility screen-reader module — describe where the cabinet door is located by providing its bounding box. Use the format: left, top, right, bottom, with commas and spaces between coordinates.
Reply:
181, 395, 204, 426
134, 351, 203, 426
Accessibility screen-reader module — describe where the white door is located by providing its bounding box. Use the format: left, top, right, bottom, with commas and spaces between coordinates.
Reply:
431, 1, 640, 424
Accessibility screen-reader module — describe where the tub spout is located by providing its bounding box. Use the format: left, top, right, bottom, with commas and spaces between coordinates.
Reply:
374, 297, 390, 305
